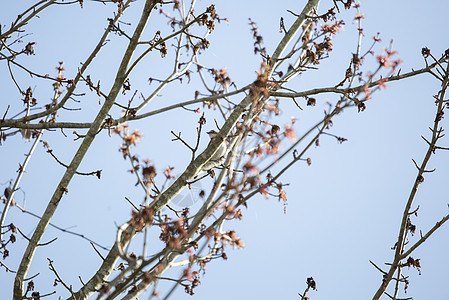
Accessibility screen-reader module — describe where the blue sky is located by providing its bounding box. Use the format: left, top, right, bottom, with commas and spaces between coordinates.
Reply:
1, 1, 448, 299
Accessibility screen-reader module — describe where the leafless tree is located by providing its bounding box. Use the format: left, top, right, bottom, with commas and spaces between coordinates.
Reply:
1, 1, 448, 299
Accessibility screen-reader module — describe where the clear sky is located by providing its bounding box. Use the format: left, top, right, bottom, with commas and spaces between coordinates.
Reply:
1, 1, 448, 299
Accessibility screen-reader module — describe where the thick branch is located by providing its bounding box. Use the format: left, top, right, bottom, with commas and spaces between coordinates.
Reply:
13, 1, 156, 298
0, 86, 249, 130
270, 60, 443, 99
270, 0, 320, 72
372, 58, 449, 300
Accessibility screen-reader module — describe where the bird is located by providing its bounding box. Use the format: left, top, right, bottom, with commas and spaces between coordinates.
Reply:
201, 130, 227, 173
20, 128, 31, 141
3, 187, 16, 207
